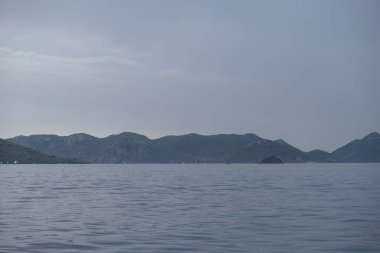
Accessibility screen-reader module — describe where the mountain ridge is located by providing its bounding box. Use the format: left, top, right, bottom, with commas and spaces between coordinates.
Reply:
331, 132, 380, 162
0, 138, 87, 164
6, 132, 380, 163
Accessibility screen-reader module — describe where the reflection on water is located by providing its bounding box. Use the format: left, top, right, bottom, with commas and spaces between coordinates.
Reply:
0, 163, 380, 252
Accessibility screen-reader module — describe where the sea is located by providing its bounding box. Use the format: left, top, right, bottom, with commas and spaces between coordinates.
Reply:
0, 163, 379, 253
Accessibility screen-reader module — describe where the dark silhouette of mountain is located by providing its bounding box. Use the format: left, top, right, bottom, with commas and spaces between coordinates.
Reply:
154, 133, 263, 162
307, 149, 337, 163
8, 133, 188, 163
331, 132, 380, 162
225, 139, 310, 163
7, 132, 380, 163
0, 138, 86, 164
7, 132, 313, 163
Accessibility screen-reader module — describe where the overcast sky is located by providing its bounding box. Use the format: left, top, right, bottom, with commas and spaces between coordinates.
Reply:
0, 0, 379, 151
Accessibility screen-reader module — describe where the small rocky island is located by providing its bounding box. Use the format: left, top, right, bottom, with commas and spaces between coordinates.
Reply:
261, 156, 283, 164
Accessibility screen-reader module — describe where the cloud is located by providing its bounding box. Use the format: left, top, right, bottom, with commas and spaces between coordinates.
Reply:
0, 47, 144, 83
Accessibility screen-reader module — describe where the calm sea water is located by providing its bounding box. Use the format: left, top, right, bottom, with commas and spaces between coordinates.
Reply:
0, 163, 379, 253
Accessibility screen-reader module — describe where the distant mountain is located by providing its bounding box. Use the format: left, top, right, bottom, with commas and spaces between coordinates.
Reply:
0, 138, 86, 164
8, 133, 187, 163
307, 149, 337, 163
7, 132, 380, 163
8, 132, 315, 163
154, 133, 263, 162
225, 139, 310, 163
331, 132, 380, 162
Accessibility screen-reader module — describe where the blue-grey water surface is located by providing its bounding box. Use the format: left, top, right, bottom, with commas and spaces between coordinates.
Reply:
0, 163, 380, 253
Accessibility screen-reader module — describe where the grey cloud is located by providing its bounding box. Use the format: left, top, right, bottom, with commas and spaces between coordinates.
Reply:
0, 0, 379, 151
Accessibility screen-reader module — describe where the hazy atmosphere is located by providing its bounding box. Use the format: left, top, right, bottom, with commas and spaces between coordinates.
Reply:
1, 0, 379, 151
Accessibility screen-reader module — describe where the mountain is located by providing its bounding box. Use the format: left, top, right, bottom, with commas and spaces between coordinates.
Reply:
307, 149, 337, 163
8, 133, 187, 163
96, 132, 190, 163
8, 132, 314, 163
8, 132, 380, 163
331, 132, 380, 162
154, 133, 263, 162
0, 138, 86, 164
225, 139, 310, 163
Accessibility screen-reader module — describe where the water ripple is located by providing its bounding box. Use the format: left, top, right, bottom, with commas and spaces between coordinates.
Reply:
0, 163, 380, 252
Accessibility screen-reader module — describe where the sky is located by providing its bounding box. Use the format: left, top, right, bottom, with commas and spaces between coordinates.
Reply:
0, 0, 379, 152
